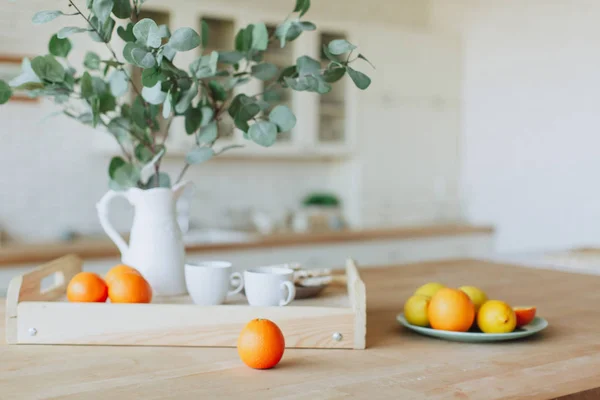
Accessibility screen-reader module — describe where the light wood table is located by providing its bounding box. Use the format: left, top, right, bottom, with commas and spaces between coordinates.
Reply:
1, 259, 599, 399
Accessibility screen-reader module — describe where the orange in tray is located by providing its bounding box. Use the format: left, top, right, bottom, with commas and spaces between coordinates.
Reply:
67, 272, 108, 303
105, 264, 141, 286
427, 288, 475, 332
108, 271, 153, 304
238, 319, 285, 369
514, 306, 537, 327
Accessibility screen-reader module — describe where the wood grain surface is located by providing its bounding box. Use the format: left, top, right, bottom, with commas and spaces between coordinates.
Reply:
0, 224, 494, 267
2, 259, 598, 400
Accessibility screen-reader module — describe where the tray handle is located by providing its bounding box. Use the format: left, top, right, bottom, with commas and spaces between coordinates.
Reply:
6, 254, 83, 343
345, 258, 366, 349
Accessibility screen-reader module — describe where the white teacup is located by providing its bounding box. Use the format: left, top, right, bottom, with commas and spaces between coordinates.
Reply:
185, 261, 244, 305
244, 266, 296, 306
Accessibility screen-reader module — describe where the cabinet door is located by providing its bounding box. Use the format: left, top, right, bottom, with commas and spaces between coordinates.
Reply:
354, 27, 462, 227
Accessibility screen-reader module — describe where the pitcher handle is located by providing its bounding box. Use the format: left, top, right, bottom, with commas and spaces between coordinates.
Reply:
96, 191, 129, 256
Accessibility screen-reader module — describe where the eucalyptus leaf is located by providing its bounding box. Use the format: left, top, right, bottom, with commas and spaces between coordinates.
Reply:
294, 0, 311, 17
141, 66, 164, 87
81, 72, 94, 99
269, 105, 296, 132
131, 96, 147, 128
218, 51, 244, 64
322, 44, 340, 62
135, 143, 154, 163
251, 63, 278, 81
49, 35, 72, 58
200, 19, 209, 48
299, 21, 316, 31
109, 70, 128, 96
275, 20, 292, 48
117, 23, 136, 42
84, 52, 101, 69
169, 27, 201, 52
131, 47, 156, 68
158, 24, 170, 38
323, 66, 346, 83
186, 147, 214, 164
8, 58, 42, 89
92, 77, 108, 94
162, 44, 177, 62
0, 80, 12, 105
251, 23, 268, 51
108, 156, 126, 179
89, 16, 115, 42
328, 39, 357, 55
90, 96, 101, 127
113, 162, 141, 187
208, 80, 226, 102
185, 107, 202, 134
112, 0, 132, 19
141, 81, 167, 105
347, 66, 371, 90
249, 121, 278, 147
57, 27, 88, 39
31, 55, 65, 83
174, 84, 197, 114
107, 117, 131, 144
139, 147, 166, 184
122, 42, 141, 64
32, 10, 64, 24
162, 91, 172, 119
296, 56, 320, 75
133, 18, 161, 48
357, 53, 375, 69
99, 91, 117, 113
145, 172, 171, 188
197, 121, 218, 144
93, 0, 114, 24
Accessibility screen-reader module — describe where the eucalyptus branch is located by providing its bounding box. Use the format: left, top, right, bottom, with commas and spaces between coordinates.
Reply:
99, 117, 133, 162
67, 0, 142, 98
175, 163, 190, 185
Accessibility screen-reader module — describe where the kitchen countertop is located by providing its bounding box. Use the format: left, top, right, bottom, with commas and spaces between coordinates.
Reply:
1, 259, 598, 399
0, 224, 494, 267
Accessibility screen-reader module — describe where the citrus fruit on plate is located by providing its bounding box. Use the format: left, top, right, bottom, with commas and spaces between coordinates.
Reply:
414, 282, 445, 298
397, 314, 548, 342
428, 288, 475, 332
514, 306, 537, 327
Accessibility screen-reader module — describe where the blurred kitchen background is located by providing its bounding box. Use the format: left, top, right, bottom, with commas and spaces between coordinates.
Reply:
2, 0, 600, 277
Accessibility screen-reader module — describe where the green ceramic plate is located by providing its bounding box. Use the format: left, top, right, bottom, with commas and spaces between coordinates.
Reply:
397, 314, 548, 343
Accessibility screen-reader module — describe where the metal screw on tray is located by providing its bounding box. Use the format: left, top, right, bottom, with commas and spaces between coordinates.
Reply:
28, 328, 37, 336
332, 332, 343, 342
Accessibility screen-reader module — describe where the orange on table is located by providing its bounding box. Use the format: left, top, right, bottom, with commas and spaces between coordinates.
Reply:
237, 319, 285, 370
105, 264, 141, 286
427, 288, 475, 332
67, 272, 108, 303
514, 306, 537, 327
108, 271, 153, 304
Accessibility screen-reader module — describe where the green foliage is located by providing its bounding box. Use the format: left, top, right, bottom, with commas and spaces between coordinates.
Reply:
49, 35, 72, 58
0, 80, 12, 104
12, 0, 372, 190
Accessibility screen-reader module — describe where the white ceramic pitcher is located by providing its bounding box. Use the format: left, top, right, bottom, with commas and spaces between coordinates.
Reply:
96, 182, 191, 296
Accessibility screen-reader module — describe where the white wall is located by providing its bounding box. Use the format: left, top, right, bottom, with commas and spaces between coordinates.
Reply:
432, 0, 600, 252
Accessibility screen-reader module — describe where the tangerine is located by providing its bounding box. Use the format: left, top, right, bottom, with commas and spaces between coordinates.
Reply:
427, 288, 475, 332
67, 272, 108, 303
108, 271, 152, 303
105, 264, 140, 286
237, 319, 285, 369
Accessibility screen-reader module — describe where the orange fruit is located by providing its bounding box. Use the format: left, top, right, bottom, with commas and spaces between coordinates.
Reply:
67, 272, 108, 303
514, 306, 536, 327
105, 264, 140, 286
108, 271, 153, 303
427, 288, 475, 332
237, 319, 285, 369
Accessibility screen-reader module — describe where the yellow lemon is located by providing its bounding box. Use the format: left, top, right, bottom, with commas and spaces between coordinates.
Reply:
414, 282, 445, 298
459, 286, 488, 312
477, 300, 516, 333
403, 294, 431, 327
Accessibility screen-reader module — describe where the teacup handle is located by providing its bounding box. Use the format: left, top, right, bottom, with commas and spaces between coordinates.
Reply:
227, 272, 244, 297
279, 281, 296, 306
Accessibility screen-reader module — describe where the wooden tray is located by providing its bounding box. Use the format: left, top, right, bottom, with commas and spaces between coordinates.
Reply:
5, 255, 366, 349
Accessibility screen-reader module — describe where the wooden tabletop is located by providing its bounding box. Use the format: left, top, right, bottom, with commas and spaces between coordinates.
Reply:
2, 259, 598, 400
0, 224, 494, 267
